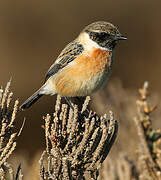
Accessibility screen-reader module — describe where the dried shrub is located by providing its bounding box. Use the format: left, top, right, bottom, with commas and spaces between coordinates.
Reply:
0, 81, 24, 180
99, 154, 139, 180
98, 82, 161, 180
40, 96, 118, 180
92, 79, 138, 158
1, 80, 161, 180
135, 82, 161, 179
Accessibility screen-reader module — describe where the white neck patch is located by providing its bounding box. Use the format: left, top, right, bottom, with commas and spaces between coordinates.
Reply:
78, 32, 109, 51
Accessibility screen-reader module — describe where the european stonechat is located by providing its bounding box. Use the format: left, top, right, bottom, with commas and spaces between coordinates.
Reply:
20, 21, 127, 110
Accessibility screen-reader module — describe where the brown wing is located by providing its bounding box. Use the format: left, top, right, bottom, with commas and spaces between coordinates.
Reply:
45, 41, 84, 82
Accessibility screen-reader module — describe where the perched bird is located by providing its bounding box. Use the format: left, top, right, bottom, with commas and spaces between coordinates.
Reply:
20, 21, 127, 110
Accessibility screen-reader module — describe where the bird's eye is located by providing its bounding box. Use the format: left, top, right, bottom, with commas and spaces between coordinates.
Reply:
97, 32, 109, 40
87, 31, 110, 42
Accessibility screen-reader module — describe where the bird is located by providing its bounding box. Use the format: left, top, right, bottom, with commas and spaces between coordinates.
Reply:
20, 21, 127, 110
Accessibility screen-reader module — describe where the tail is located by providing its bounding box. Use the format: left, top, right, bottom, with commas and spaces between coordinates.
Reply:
20, 88, 43, 110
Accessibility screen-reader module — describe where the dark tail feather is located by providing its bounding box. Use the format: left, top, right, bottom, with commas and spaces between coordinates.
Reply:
20, 89, 43, 110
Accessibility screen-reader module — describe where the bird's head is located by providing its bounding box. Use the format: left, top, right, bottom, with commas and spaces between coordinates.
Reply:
81, 21, 127, 51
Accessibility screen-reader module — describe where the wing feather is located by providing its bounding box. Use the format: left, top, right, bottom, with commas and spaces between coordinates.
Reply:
45, 41, 84, 82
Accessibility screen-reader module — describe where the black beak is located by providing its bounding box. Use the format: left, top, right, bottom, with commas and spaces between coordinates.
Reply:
116, 34, 127, 40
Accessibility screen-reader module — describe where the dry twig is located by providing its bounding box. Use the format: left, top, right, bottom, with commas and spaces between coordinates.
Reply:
135, 81, 161, 179
40, 95, 118, 179
0, 81, 24, 180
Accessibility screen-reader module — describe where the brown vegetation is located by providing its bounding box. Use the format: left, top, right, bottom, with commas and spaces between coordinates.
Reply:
0, 80, 161, 180
40, 96, 117, 179
98, 82, 161, 180
0, 81, 24, 179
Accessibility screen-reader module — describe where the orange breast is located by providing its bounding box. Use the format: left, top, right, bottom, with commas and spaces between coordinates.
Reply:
54, 48, 112, 97
77, 48, 111, 74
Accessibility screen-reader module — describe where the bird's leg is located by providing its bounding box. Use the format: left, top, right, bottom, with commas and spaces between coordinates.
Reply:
64, 97, 96, 119
75, 97, 97, 119
74, 96, 90, 117
64, 97, 87, 119
64, 97, 74, 111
